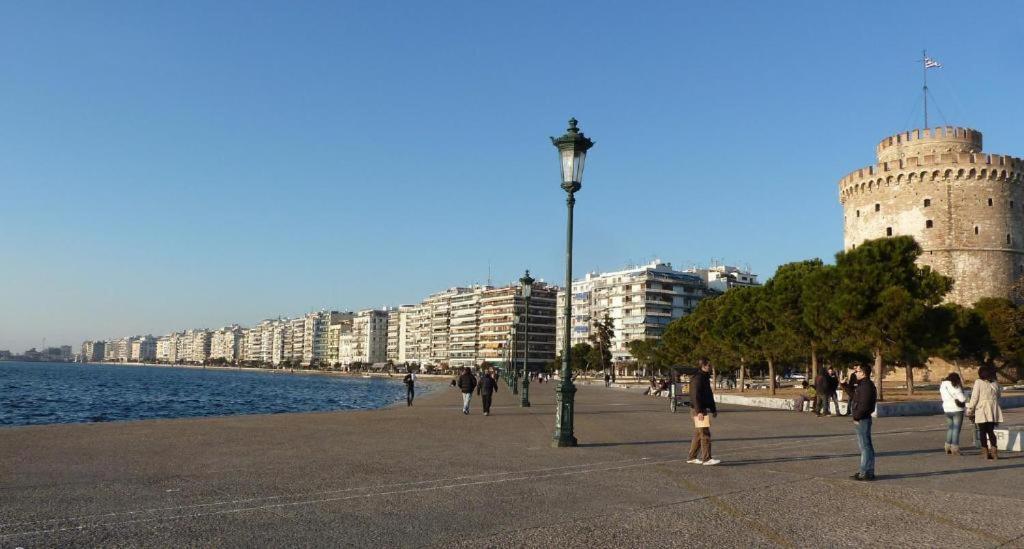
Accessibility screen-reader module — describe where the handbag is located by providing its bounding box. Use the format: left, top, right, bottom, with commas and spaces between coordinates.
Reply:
693, 414, 711, 429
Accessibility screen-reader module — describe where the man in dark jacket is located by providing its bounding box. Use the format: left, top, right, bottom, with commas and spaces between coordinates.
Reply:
850, 363, 878, 481
403, 370, 417, 406
687, 358, 719, 465
814, 370, 831, 416
457, 367, 477, 415
822, 366, 841, 416
477, 369, 499, 416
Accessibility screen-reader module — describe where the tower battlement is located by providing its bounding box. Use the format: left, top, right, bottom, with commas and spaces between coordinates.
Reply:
876, 126, 982, 163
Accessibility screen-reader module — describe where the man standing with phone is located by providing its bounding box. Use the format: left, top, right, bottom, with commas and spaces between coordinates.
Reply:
850, 363, 877, 481
687, 358, 720, 466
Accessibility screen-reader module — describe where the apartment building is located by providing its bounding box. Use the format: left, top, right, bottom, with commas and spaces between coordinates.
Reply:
339, 309, 389, 366
478, 282, 558, 372
555, 261, 707, 362
210, 326, 244, 361
447, 286, 490, 369
684, 264, 760, 293
130, 336, 157, 361
80, 341, 105, 362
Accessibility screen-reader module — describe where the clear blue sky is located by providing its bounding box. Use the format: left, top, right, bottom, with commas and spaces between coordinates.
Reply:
2, 1, 1022, 351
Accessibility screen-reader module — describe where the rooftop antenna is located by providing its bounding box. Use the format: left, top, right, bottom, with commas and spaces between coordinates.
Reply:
487, 259, 492, 287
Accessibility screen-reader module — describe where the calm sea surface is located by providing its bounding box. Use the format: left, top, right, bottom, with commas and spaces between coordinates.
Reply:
0, 361, 410, 427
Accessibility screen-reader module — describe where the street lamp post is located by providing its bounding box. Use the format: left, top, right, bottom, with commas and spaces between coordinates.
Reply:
550, 118, 593, 447
520, 270, 534, 407
511, 317, 519, 395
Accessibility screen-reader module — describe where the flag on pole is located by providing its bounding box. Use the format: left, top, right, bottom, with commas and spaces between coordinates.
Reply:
924, 57, 941, 69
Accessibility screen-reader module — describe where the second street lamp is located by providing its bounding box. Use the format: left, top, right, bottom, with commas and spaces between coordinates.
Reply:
520, 270, 534, 407
550, 117, 594, 447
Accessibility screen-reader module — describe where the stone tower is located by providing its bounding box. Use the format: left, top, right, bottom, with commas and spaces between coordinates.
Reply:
838, 126, 1024, 306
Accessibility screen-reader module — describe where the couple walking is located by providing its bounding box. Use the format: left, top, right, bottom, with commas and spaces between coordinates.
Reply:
456, 367, 500, 416
940, 366, 1004, 459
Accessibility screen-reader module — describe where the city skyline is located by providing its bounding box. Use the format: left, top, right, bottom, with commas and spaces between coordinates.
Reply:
3, 1, 1023, 350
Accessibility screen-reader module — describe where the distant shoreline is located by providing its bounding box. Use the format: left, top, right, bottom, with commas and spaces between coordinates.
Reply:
77, 361, 453, 379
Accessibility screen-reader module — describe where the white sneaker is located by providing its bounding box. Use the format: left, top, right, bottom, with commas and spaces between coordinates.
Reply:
686, 458, 703, 464
702, 459, 721, 466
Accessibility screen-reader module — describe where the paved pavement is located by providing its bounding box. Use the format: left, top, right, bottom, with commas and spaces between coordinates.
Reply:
2, 381, 1024, 548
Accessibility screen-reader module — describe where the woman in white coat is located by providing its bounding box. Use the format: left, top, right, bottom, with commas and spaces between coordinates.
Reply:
939, 373, 966, 455
966, 365, 1004, 460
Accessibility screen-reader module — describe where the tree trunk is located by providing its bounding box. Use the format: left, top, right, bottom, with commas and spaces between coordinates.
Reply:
712, 365, 718, 389
905, 363, 914, 396
739, 358, 746, 393
873, 348, 884, 401
810, 343, 819, 387
767, 358, 776, 396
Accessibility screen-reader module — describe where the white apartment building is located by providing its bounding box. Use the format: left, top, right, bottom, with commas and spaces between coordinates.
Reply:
338, 309, 389, 367
448, 286, 490, 369
210, 326, 244, 361
130, 336, 157, 361
684, 264, 760, 293
555, 261, 707, 363
81, 341, 105, 362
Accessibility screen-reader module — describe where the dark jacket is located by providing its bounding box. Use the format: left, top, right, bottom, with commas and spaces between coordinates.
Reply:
814, 373, 829, 394
826, 372, 839, 395
851, 378, 877, 421
477, 374, 499, 396
457, 372, 477, 394
689, 370, 716, 415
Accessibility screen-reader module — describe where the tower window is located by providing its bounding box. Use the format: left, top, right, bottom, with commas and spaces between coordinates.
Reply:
923, 198, 931, 207
975, 226, 980, 235
926, 220, 933, 229
1008, 234, 1013, 246
988, 198, 994, 206
874, 203, 880, 212
886, 227, 893, 237
856, 210, 860, 218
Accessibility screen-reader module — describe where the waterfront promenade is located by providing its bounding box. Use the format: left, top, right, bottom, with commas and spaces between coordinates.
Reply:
2, 383, 1024, 547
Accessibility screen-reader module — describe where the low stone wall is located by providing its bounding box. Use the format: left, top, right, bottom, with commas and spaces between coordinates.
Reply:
709, 393, 1024, 418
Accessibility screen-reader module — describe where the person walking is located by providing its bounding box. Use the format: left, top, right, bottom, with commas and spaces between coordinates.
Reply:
966, 365, 1004, 460
687, 358, 720, 466
457, 367, 477, 415
850, 363, 877, 481
814, 369, 831, 417
477, 369, 499, 416
939, 373, 966, 454
403, 370, 417, 406
604, 372, 611, 387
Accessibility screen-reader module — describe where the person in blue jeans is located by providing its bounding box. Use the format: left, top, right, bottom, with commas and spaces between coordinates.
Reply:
850, 363, 877, 481
939, 373, 966, 454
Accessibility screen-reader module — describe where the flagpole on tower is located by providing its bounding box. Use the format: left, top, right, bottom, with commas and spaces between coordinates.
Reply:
922, 49, 929, 129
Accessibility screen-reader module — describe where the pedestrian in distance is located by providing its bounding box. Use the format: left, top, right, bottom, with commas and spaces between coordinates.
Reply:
966, 365, 1004, 460
840, 370, 859, 417
814, 369, 831, 417
939, 372, 966, 455
604, 372, 611, 387
687, 358, 720, 466
457, 367, 477, 415
850, 362, 877, 481
403, 369, 417, 406
477, 369, 499, 416
824, 366, 841, 416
